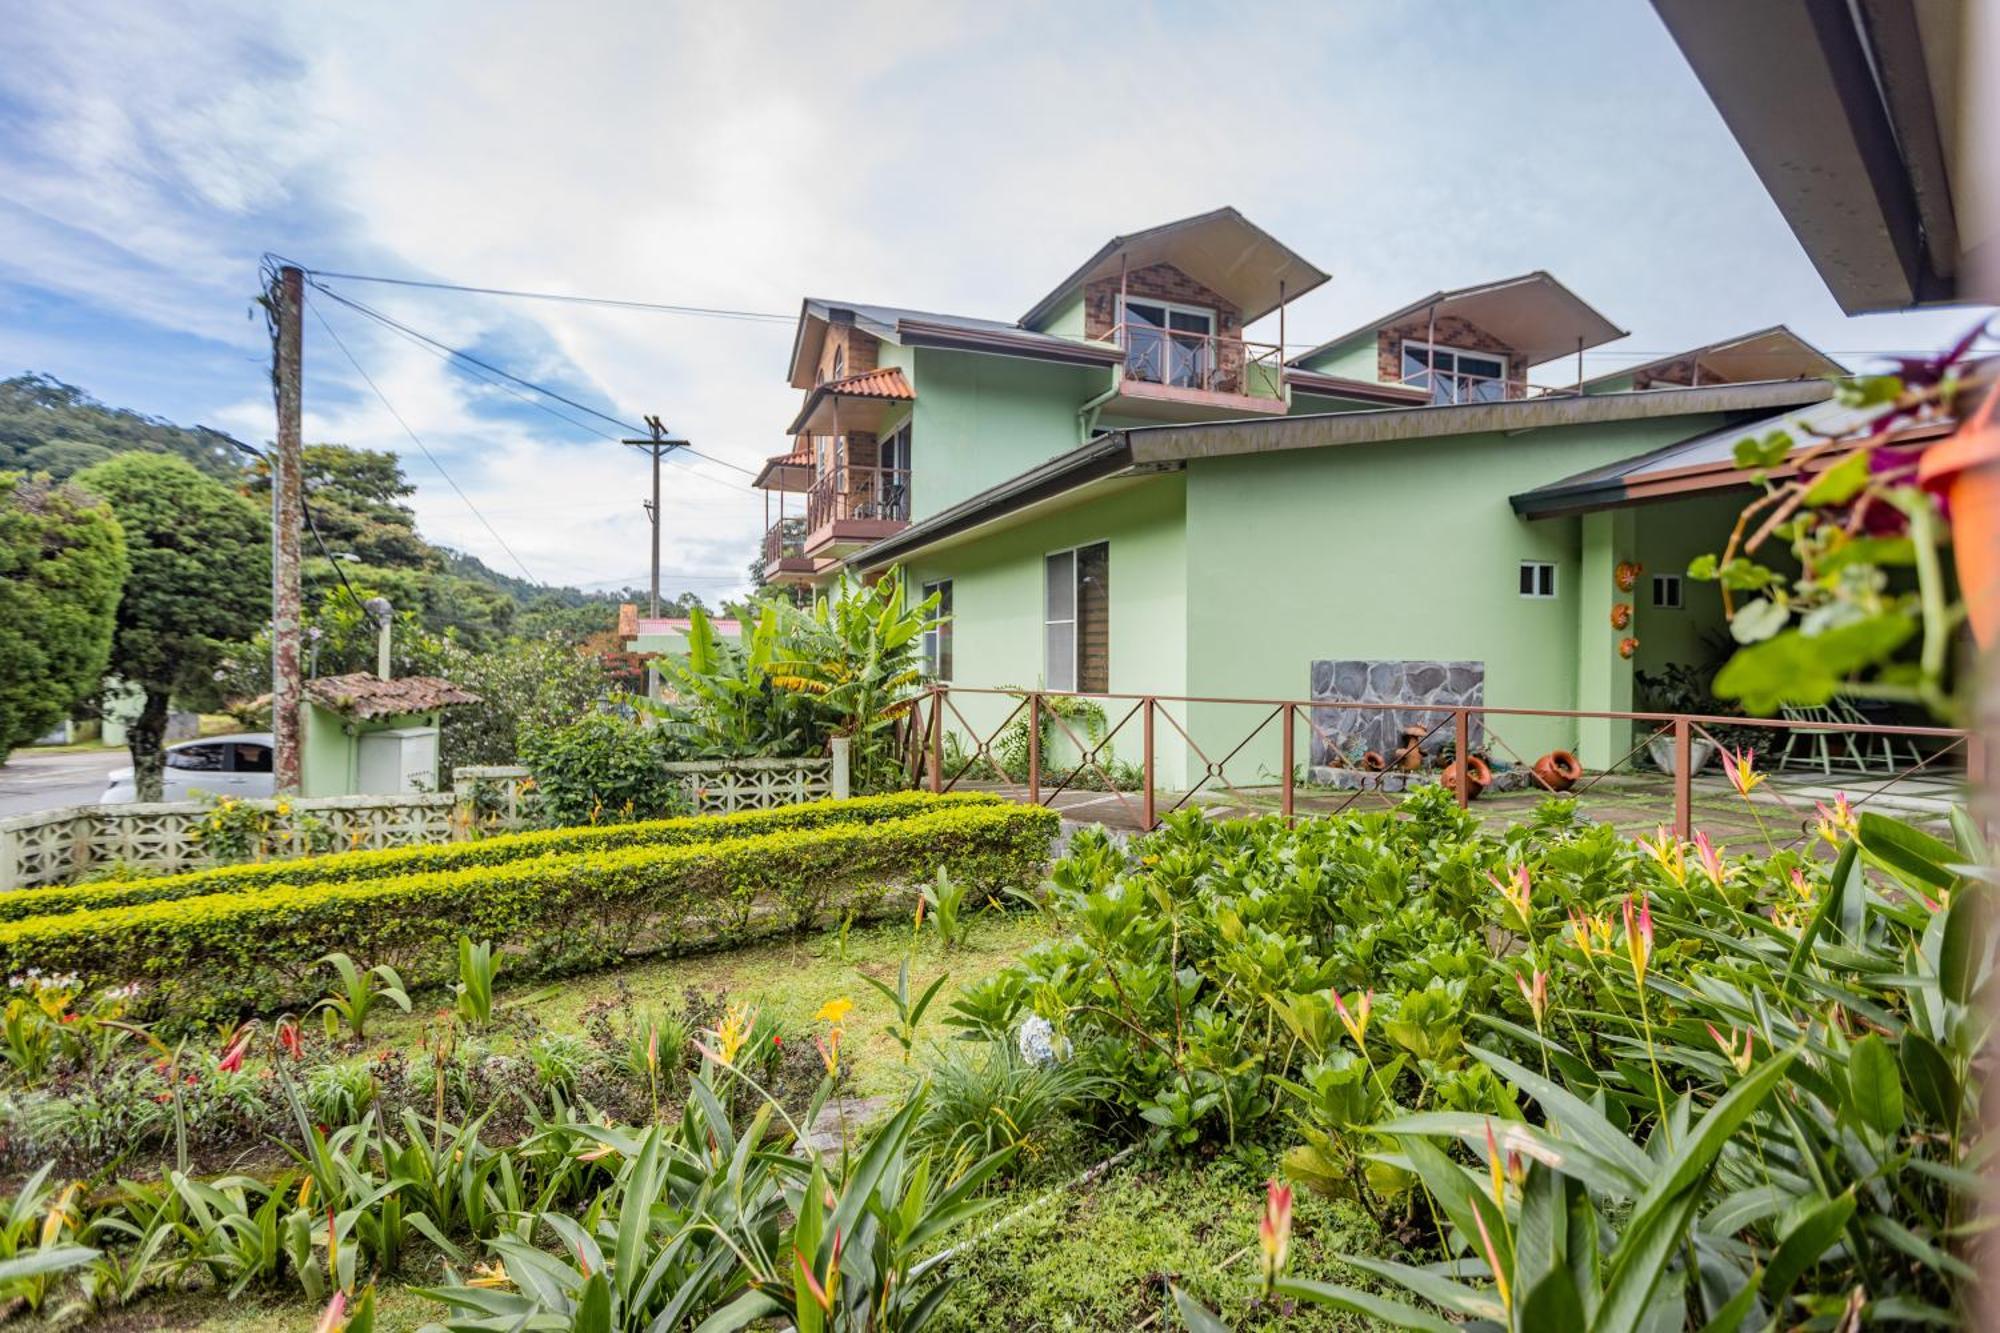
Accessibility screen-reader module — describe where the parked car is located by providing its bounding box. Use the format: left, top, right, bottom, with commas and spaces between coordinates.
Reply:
102, 733, 275, 804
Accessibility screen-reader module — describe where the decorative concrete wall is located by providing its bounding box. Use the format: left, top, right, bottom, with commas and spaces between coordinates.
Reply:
1308, 659, 1485, 767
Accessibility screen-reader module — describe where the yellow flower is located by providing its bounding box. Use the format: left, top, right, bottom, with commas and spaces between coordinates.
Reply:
275, 800, 292, 817
713, 1002, 753, 1066
813, 998, 855, 1026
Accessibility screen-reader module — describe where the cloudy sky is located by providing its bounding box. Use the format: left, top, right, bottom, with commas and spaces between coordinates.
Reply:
2, 1, 1991, 599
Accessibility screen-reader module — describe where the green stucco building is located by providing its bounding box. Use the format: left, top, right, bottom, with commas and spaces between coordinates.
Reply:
708, 209, 1846, 782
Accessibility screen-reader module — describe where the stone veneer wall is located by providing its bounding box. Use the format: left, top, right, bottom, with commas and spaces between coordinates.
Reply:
1375, 315, 1522, 391
1083, 263, 1243, 340
1308, 659, 1485, 767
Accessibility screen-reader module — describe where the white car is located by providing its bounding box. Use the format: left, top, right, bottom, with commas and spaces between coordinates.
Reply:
102, 733, 276, 804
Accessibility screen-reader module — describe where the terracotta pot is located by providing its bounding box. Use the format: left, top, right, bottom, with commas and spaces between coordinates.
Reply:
1531, 749, 1582, 791
1919, 382, 2000, 647
1442, 754, 1492, 799
1610, 602, 1632, 629
1396, 726, 1427, 771
1361, 750, 1387, 772
1615, 560, 1643, 592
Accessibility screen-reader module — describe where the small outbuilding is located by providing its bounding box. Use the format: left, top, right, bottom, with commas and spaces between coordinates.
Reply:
298, 672, 482, 797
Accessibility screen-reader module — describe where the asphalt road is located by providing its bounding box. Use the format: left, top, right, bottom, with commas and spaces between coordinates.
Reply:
0, 747, 126, 818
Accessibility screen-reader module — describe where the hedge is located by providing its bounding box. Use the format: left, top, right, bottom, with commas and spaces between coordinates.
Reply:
0, 802, 1059, 1025
2, 790, 1003, 922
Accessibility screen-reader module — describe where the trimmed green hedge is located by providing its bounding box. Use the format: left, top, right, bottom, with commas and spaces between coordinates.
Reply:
0, 802, 1058, 1024
3, 791, 1002, 922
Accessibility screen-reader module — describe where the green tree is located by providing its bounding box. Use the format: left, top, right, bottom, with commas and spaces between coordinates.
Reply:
0, 374, 241, 481
75, 454, 268, 800
0, 473, 128, 758
245, 443, 433, 570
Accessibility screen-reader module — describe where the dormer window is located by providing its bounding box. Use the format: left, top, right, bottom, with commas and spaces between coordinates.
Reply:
1401, 340, 1508, 404
1120, 298, 1216, 390
831, 347, 845, 381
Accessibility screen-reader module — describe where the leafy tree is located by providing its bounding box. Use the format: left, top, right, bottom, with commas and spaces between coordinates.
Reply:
245, 443, 433, 570
0, 374, 241, 481
0, 473, 128, 758
74, 453, 268, 799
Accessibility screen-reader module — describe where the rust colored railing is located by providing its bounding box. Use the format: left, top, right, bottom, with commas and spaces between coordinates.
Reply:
909, 685, 1980, 843
806, 465, 911, 532
1095, 322, 1285, 399
761, 515, 805, 566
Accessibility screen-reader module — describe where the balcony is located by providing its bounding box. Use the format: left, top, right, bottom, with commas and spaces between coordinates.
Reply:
1088, 322, 1289, 420
761, 515, 816, 583
1401, 367, 1581, 404
804, 465, 910, 556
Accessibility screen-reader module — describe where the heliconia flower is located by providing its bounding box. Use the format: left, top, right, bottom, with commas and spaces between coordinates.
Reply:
796, 1231, 843, 1311
1331, 988, 1373, 1048
1489, 865, 1533, 923
646, 1027, 659, 1075
312, 1290, 347, 1333
1623, 894, 1653, 983
1516, 970, 1548, 1023
1814, 792, 1858, 845
297, 1174, 314, 1209
816, 1030, 841, 1076
467, 1260, 511, 1289
41, 1183, 77, 1247
1719, 746, 1765, 798
1694, 830, 1727, 886
1472, 1198, 1512, 1313
1706, 1023, 1755, 1076
1258, 1179, 1293, 1291
1639, 826, 1688, 886
326, 1208, 339, 1274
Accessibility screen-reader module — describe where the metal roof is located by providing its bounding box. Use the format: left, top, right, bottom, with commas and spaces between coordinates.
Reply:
1288, 271, 1628, 370
1578, 324, 1846, 390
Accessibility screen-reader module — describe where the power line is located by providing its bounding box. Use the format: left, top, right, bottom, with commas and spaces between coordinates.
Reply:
308, 280, 759, 479
308, 295, 543, 584
285, 262, 794, 324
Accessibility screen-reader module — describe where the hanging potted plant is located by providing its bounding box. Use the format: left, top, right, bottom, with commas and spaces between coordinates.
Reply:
1633, 664, 1718, 776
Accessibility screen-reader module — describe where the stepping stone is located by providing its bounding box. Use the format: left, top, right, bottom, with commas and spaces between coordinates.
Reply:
802, 1095, 891, 1154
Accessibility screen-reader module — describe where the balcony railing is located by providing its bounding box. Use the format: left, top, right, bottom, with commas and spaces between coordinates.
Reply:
1097, 322, 1285, 400
762, 515, 806, 566
1401, 369, 1581, 404
806, 465, 911, 533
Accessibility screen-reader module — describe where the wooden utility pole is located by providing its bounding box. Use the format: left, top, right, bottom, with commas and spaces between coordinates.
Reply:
269, 264, 305, 796
620, 415, 688, 618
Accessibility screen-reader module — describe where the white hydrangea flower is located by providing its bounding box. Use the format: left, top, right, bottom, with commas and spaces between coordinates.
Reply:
1016, 1015, 1068, 1066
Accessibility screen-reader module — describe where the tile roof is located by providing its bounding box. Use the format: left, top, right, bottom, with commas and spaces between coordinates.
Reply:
305, 672, 482, 719
819, 366, 913, 400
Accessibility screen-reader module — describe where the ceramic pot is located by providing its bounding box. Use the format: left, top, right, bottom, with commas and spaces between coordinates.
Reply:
1361, 750, 1387, 772
1645, 734, 1716, 776
1442, 754, 1492, 799
1919, 382, 1999, 646
1531, 750, 1582, 791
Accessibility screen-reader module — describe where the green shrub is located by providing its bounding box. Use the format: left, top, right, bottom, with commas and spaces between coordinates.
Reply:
518, 713, 690, 827
0, 803, 1058, 1026
2, 791, 1003, 922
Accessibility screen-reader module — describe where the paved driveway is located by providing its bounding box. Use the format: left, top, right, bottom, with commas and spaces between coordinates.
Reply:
0, 747, 126, 818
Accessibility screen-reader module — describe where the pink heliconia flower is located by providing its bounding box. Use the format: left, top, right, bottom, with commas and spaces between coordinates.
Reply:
1517, 970, 1549, 1022
1331, 988, 1373, 1047
1693, 830, 1727, 886
1706, 1022, 1755, 1075
1719, 746, 1765, 798
312, 1290, 348, 1333
1489, 865, 1533, 921
1258, 1179, 1293, 1290
1623, 894, 1654, 982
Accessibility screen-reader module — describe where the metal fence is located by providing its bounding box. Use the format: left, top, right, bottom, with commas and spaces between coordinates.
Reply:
908, 686, 1979, 845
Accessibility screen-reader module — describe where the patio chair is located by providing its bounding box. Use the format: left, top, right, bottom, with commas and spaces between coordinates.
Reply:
1778, 701, 1922, 775
1777, 703, 1857, 775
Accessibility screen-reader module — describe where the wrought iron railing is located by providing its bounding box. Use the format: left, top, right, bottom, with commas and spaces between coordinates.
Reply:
905, 685, 1979, 843
806, 465, 911, 532
1401, 368, 1582, 404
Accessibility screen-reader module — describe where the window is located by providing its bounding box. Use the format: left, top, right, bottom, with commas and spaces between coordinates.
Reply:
1045, 542, 1109, 691
1652, 573, 1683, 609
877, 422, 912, 522
1519, 561, 1557, 599
166, 743, 226, 772
830, 347, 845, 381
1121, 298, 1215, 390
231, 743, 274, 773
1402, 341, 1509, 404
922, 579, 953, 681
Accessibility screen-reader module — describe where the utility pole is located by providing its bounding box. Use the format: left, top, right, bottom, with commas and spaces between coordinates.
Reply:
268, 263, 305, 797
620, 415, 688, 618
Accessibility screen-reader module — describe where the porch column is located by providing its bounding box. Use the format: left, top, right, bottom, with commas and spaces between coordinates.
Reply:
1575, 508, 1636, 769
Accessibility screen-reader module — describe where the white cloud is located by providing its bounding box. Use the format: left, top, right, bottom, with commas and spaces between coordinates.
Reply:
1, 0, 1990, 597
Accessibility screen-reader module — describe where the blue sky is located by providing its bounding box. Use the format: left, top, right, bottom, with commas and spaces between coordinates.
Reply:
1, 0, 1991, 596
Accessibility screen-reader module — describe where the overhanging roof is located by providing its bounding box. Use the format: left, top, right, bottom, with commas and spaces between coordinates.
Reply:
785, 366, 915, 435
1019, 207, 1330, 330
1284, 369, 1431, 406
1580, 325, 1847, 390
752, 443, 812, 492
1651, 0, 1975, 312
1289, 271, 1627, 370
1508, 392, 1949, 517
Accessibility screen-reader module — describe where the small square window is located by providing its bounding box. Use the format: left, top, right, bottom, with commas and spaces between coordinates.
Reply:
1651, 574, 1683, 609
1519, 561, 1557, 599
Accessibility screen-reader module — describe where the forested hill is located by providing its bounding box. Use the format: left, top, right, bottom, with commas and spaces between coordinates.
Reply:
0, 373, 242, 481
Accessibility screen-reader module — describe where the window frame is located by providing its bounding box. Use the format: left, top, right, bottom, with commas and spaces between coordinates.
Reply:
1651, 573, 1683, 610
1044, 540, 1110, 692
921, 578, 953, 682
1400, 339, 1510, 403
1117, 296, 1217, 389
1518, 561, 1558, 600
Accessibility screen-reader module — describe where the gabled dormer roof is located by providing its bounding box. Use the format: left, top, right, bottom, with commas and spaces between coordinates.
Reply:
1577, 324, 1844, 391
1288, 271, 1628, 370
1018, 207, 1330, 330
